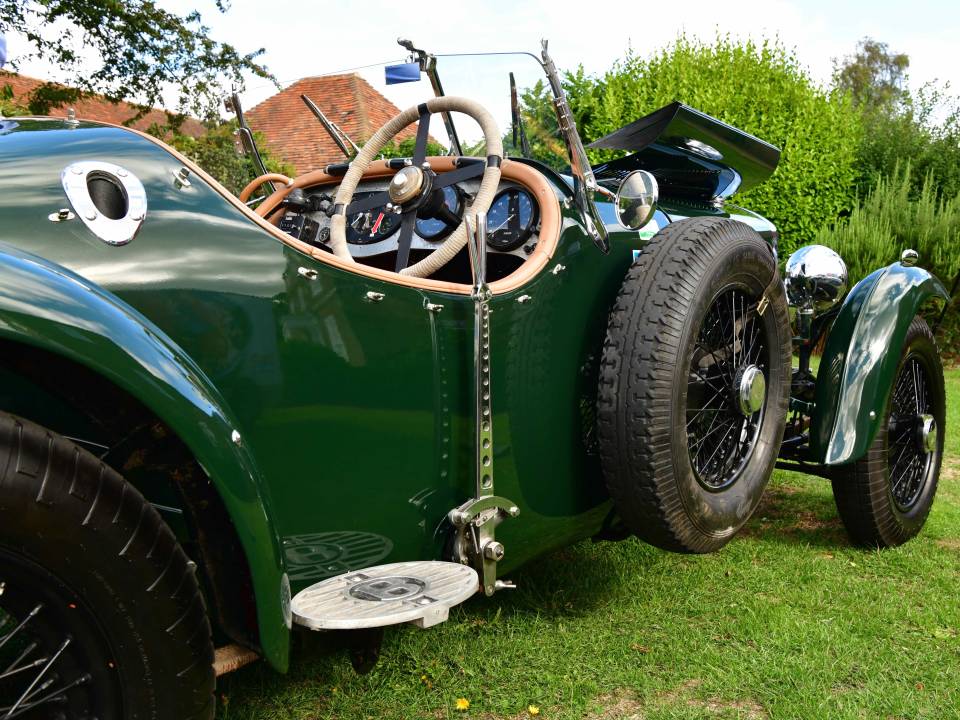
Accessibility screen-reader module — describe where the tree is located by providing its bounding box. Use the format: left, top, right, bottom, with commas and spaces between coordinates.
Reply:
165, 121, 294, 197
834, 37, 910, 112
0, 1, 270, 126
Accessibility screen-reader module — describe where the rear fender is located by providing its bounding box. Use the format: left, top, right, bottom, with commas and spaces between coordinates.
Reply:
809, 261, 949, 465
0, 241, 291, 671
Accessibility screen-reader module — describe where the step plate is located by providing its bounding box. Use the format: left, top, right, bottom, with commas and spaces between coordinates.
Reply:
291, 561, 479, 630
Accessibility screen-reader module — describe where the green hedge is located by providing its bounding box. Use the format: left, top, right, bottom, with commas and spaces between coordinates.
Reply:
166, 122, 294, 197
815, 166, 960, 357
557, 36, 863, 256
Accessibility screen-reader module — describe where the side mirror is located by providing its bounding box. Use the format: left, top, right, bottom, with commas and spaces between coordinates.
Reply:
615, 170, 658, 230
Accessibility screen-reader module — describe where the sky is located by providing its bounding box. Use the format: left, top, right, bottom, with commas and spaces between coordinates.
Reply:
6, 0, 959, 134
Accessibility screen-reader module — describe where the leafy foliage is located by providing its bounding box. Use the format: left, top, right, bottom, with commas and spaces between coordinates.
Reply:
165, 122, 294, 197
0, 81, 25, 115
831, 37, 960, 202
378, 135, 447, 160
834, 38, 910, 112
0, 1, 271, 126
521, 36, 864, 255
815, 166, 960, 357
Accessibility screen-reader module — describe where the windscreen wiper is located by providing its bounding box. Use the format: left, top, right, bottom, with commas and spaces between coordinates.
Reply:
225, 91, 273, 193
509, 72, 531, 157
300, 94, 360, 159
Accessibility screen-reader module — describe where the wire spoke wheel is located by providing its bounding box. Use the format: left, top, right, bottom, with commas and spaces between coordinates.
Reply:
0, 552, 122, 720
831, 316, 944, 548
887, 356, 936, 510
598, 218, 791, 553
686, 287, 768, 491
0, 414, 215, 719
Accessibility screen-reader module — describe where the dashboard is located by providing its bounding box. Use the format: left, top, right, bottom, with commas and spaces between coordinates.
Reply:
273, 175, 543, 269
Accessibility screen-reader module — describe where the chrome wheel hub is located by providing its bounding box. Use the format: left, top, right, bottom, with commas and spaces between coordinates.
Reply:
388, 166, 424, 204
736, 364, 766, 416
918, 413, 937, 454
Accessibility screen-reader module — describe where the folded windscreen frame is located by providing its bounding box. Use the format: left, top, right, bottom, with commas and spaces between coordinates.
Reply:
589, 102, 781, 203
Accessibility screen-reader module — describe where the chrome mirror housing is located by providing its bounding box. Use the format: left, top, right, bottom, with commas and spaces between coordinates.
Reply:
784, 245, 849, 313
615, 170, 658, 230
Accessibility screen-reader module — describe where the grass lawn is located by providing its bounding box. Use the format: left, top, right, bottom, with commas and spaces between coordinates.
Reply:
218, 368, 960, 720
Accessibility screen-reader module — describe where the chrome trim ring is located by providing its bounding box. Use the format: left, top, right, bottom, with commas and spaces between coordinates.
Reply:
61, 161, 147, 246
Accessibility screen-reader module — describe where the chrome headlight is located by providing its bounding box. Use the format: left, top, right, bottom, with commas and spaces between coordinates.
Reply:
784, 245, 849, 313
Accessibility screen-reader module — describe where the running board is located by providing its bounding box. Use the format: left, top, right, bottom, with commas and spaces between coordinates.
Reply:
291, 561, 479, 630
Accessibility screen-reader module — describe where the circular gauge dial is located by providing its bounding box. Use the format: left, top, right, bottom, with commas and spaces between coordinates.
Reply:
487, 188, 538, 251
346, 192, 402, 245
416, 186, 463, 241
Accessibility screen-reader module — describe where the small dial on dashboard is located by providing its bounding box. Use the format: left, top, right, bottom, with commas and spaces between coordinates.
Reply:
486, 188, 538, 251
346, 192, 402, 245
416, 186, 463, 242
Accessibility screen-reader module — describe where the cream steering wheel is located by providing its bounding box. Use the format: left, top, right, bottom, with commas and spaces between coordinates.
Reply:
329, 96, 503, 278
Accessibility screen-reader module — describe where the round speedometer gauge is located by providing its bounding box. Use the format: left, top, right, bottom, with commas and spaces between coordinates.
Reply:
486, 188, 538, 251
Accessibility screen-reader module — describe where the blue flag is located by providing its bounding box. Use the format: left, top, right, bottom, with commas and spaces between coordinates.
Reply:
0, 36, 7, 67
385, 62, 421, 85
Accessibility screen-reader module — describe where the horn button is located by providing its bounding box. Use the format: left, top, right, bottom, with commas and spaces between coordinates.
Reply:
388, 165, 428, 205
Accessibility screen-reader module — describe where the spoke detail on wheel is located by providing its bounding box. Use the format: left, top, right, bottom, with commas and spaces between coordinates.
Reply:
0, 576, 100, 719
686, 287, 768, 490
888, 356, 935, 510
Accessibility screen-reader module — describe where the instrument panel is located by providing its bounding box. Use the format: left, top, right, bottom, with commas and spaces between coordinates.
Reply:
278, 177, 542, 262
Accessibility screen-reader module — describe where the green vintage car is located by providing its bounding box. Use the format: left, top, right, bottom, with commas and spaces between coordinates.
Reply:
0, 40, 949, 719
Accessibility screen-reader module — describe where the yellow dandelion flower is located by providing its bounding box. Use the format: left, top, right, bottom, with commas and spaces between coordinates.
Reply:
528, 705, 540, 715
455, 697, 470, 711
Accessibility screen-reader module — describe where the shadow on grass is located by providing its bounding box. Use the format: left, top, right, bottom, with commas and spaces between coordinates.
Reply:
215, 540, 655, 716
215, 479, 860, 717
742, 480, 851, 549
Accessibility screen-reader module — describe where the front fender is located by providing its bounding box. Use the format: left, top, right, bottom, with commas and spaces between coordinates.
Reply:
809, 261, 949, 465
0, 242, 291, 671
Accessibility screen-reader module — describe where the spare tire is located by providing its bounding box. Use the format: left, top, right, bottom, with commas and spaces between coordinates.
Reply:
597, 217, 792, 553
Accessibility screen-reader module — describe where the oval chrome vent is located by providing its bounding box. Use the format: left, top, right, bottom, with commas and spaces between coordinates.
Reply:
61, 161, 147, 246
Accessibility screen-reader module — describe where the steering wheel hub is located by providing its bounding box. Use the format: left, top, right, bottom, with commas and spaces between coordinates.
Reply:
388, 166, 426, 204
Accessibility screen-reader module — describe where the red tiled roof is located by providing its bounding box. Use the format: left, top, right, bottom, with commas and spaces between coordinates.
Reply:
246, 73, 435, 173
2, 73, 205, 137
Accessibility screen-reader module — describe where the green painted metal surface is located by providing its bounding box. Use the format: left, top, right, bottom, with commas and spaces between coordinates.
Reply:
0, 238, 292, 670
809, 261, 949, 465
0, 119, 654, 667
0, 116, 843, 671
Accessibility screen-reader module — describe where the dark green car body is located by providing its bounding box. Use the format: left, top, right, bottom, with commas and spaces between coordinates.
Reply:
0, 116, 947, 671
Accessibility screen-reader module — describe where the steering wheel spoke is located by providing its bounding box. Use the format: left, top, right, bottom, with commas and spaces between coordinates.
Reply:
346, 190, 392, 215
433, 162, 484, 189
394, 211, 418, 273
413, 104, 431, 165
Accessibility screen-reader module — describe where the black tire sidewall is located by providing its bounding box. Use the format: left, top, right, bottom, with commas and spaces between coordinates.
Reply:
670, 235, 790, 538
0, 414, 214, 720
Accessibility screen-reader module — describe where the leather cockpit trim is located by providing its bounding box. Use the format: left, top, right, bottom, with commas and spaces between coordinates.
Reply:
82, 120, 562, 296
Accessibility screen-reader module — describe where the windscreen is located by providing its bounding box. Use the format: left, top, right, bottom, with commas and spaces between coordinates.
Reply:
239, 51, 570, 175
